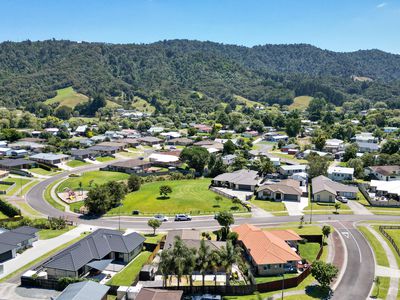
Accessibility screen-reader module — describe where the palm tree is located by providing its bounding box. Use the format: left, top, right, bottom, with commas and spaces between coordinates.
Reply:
159, 249, 173, 287
216, 240, 242, 286
197, 239, 211, 288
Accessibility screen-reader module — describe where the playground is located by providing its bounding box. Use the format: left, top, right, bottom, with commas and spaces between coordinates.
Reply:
57, 187, 88, 204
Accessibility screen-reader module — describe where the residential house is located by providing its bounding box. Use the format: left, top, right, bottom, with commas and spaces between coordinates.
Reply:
353, 132, 377, 144
148, 151, 181, 167
0, 147, 12, 156
167, 137, 194, 146
43, 229, 145, 279
257, 179, 302, 202
105, 159, 152, 174
8, 141, 45, 152
97, 141, 127, 151
135, 288, 183, 300
365, 165, 400, 181
160, 131, 181, 140
280, 144, 299, 154
0, 226, 39, 262
279, 165, 308, 177
70, 149, 97, 161
54, 280, 110, 300
30, 153, 70, 165
164, 229, 225, 252
88, 145, 120, 155
327, 166, 354, 182
291, 172, 308, 187
384, 127, 399, 134
233, 224, 302, 276
323, 138, 344, 153
74, 125, 88, 136
10, 149, 29, 158
369, 180, 400, 201
194, 124, 212, 133
222, 154, 237, 165
147, 126, 164, 134
300, 149, 331, 159
356, 142, 380, 153
266, 134, 288, 143
118, 138, 140, 147
312, 175, 358, 202
212, 169, 261, 191
44, 128, 59, 135
138, 136, 163, 146
0, 158, 36, 170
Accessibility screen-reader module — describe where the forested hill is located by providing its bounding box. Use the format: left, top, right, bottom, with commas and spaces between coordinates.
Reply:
1, 39, 400, 110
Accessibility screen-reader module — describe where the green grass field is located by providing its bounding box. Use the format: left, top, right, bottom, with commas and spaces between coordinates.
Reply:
45, 87, 89, 108
38, 226, 74, 240
289, 96, 313, 111
30, 167, 58, 176
57, 171, 129, 192
143, 233, 165, 244
0, 211, 8, 219
131, 96, 156, 113
108, 179, 244, 215
2, 177, 31, 195
107, 251, 151, 286
372, 276, 390, 300
66, 160, 89, 168
96, 156, 116, 162
44, 179, 65, 211
252, 199, 287, 215
299, 242, 321, 263
358, 226, 389, 267
264, 225, 324, 236
233, 95, 263, 108
303, 201, 351, 213
374, 226, 400, 268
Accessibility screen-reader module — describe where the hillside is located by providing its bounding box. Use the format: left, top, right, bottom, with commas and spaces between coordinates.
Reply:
0, 39, 400, 111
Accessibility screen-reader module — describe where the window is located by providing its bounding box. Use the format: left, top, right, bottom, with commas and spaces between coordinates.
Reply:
317, 195, 320, 201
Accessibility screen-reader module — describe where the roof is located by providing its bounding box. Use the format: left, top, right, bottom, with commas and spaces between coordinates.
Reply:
136, 288, 183, 300
280, 164, 308, 171
0, 158, 35, 167
165, 229, 200, 248
0, 226, 38, 254
233, 224, 301, 265
281, 144, 298, 149
148, 153, 180, 163
55, 280, 110, 300
71, 149, 96, 156
257, 179, 302, 196
138, 136, 163, 143
30, 153, 70, 161
88, 145, 120, 152
312, 175, 358, 195
370, 180, 400, 196
356, 142, 380, 150
44, 229, 145, 272
97, 141, 127, 148
213, 169, 260, 186
328, 166, 354, 175
325, 139, 344, 146
110, 159, 152, 168
168, 137, 193, 144
368, 165, 400, 177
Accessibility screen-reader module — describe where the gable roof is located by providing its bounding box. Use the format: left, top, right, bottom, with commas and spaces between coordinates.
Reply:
368, 165, 400, 176
44, 229, 145, 272
0, 158, 35, 167
213, 169, 260, 186
136, 288, 183, 300
257, 180, 302, 196
0, 226, 39, 254
233, 224, 301, 265
55, 280, 110, 300
312, 175, 358, 195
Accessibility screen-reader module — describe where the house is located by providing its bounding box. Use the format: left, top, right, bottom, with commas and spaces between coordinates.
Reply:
0, 158, 36, 170
167, 137, 194, 146
300, 150, 331, 159
312, 175, 358, 202
104, 131, 123, 140
97, 141, 127, 151
353, 132, 377, 144
268, 134, 289, 143
105, 159, 152, 174
356, 142, 380, 153
90, 135, 107, 143
10, 149, 29, 158
160, 131, 181, 140
324, 139, 344, 153
138, 136, 163, 146
54, 280, 110, 300
0, 226, 39, 262
147, 126, 164, 134
222, 154, 237, 165
88, 145, 120, 155
0, 147, 12, 156
148, 151, 181, 167
327, 166, 354, 181
365, 165, 400, 181
164, 229, 225, 252
194, 124, 212, 133
135, 288, 183, 300
233, 224, 302, 276
79, 138, 94, 147
384, 127, 399, 134
30, 153, 70, 165
74, 125, 88, 136
279, 165, 308, 177
118, 138, 140, 147
71, 149, 97, 161
257, 179, 302, 202
8, 141, 45, 151
212, 169, 261, 191
369, 180, 400, 200
43, 229, 145, 279
249, 151, 281, 166
291, 172, 308, 187
44, 128, 59, 135
280, 144, 299, 154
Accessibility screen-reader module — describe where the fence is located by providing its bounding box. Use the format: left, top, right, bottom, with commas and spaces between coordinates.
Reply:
379, 226, 400, 257
0, 181, 15, 194
359, 183, 400, 207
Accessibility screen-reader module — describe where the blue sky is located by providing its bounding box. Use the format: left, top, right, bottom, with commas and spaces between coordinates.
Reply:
1, 0, 399, 53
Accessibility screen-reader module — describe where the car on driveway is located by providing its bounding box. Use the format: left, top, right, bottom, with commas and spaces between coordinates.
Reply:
336, 196, 348, 203
174, 214, 192, 221
153, 214, 168, 222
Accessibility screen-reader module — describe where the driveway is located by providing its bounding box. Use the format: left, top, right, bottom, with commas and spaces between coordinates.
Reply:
283, 197, 308, 216
347, 200, 374, 215
0, 283, 59, 300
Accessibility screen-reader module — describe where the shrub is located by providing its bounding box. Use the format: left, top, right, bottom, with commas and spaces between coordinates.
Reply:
0, 198, 20, 217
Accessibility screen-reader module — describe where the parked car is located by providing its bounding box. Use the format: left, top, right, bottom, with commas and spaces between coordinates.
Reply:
336, 196, 348, 203
174, 214, 192, 221
153, 214, 168, 222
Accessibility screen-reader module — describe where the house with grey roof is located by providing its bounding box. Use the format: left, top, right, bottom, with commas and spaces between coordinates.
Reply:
30, 153, 70, 165
164, 229, 225, 252
135, 288, 183, 300
43, 229, 145, 279
0, 226, 39, 262
327, 166, 354, 181
71, 149, 97, 160
312, 175, 358, 203
279, 164, 308, 177
212, 169, 261, 191
54, 280, 110, 300
0, 158, 36, 170
356, 142, 380, 153
138, 136, 163, 146
88, 145, 120, 155
257, 179, 303, 202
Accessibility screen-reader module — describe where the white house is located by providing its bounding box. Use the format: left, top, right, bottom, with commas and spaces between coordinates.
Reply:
365, 165, 400, 181
353, 132, 377, 144
0, 147, 12, 156
324, 139, 344, 153
356, 142, 380, 153
279, 164, 308, 177
222, 154, 237, 165
328, 166, 354, 181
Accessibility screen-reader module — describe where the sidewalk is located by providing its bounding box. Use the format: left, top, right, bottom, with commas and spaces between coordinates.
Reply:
0, 224, 94, 280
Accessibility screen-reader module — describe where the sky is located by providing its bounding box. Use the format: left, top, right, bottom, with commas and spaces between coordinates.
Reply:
1, 0, 400, 53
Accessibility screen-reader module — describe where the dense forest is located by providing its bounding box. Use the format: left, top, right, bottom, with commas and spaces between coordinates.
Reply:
1, 39, 400, 111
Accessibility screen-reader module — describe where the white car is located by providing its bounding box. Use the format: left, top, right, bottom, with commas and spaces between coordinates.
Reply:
336, 196, 348, 203
174, 214, 192, 221
153, 214, 168, 222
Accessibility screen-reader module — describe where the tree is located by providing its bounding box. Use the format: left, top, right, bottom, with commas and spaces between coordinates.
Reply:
215, 240, 242, 285
250, 120, 264, 132
322, 225, 331, 242
78, 181, 83, 196
312, 133, 326, 151
347, 158, 364, 178
343, 143, 358, 162
285, 117, 301, 137
223, 140, 236, 155
84, 185, 111, 214
148, 219, 162, 235
381, 139, 400, 155
251, 156, 274, 176
334, 202, 341, 214
159, 248, 173, 287
180, 146, 210, 174
307, 153, 330, 179
208, 155, 226, 177
55, 105, 72, 120
216, 211, 235, 241
311, 261, 338, 288
307, 98, 327, 121
299, 216, 305, 228
128, 174, 141, 192
159, 185, 172, 198
169, 237, 196, 288
215, 195, 222, 207
196, 239, 211, 288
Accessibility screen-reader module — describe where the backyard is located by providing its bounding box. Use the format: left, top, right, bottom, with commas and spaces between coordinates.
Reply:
108, 178, 245, 215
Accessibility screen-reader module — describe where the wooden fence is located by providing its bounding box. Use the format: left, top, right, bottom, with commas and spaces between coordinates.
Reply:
379, 226, 400, 257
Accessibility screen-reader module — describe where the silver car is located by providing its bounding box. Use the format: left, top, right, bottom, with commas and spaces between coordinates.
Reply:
153, 214, 168, 222
174, 214, 192, 221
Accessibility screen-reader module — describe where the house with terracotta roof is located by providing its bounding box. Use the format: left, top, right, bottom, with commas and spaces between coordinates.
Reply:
233, 224, 302, 276
256, 179, 302, 202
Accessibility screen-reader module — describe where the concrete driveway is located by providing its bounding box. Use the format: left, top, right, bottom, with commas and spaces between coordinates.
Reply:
283, 197, 308, 216
0, 283, 59, 300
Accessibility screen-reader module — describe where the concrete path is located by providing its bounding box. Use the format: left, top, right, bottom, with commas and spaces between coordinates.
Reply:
347, 200, 374, 215
367, 226, 399, 300
283, 197, 308, 216
0, 225, 95, 280
0, 283, 59, 300
376, 265, 400, 278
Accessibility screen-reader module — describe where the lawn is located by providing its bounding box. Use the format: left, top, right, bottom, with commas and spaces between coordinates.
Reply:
374, 226, 400, 268
70, 201, 85, 212
44, 86, 89, 108
267, 151, 308, 164
358, 226, 389, 267
371, 276, 390, 300
2, 177, 31, 195
38, 226, 75, 240
143, 233, 165, 244
303, 201, 352, 215
96, 156, 116, 162
30, 167, 58, 176
299, 242, 321, 263
16, 202, 42, 218
107, 251, 152, 286
66, 160, 89, 168
233, 95, 263, 108
21, 180, 38, 196
108, 179, 244, 216
57, 171, 129, 192
254, 273, 297, 284
289, 96, 313, 111
44, 179, 65, 211
252, 199, 287, 215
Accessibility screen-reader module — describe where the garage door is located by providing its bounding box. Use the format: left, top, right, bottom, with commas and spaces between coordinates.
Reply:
238, 185, 251, 191
284, 194, 298, 201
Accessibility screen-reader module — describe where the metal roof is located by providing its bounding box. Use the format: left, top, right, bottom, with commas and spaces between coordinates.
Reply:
55, 280, 110, 300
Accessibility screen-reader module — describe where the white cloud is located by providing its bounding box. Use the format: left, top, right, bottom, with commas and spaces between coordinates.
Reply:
376, 2, 387, 8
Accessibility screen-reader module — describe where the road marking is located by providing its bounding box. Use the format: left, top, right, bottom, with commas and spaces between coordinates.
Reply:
341, 231, 349, 238
338, 221, 362, 263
